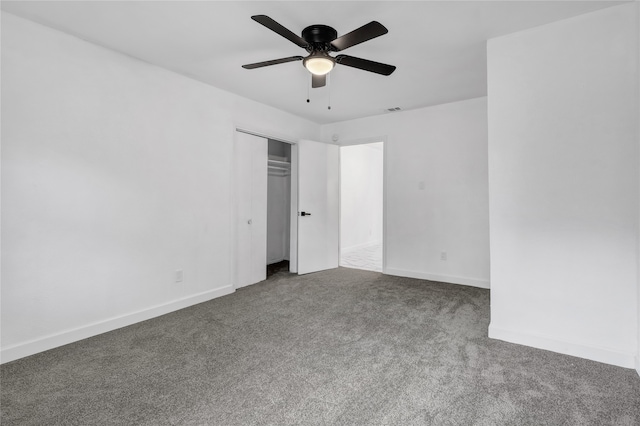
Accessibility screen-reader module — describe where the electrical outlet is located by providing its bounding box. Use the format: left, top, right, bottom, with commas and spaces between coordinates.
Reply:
440, 252, 447, 261
175, 269, 183, 283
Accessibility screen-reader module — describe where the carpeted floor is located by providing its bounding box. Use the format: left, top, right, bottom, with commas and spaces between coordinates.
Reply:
1, 267, 639, 425
266, 260, 290, 278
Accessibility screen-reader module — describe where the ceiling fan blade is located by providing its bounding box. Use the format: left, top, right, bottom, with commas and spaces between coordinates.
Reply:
251, 15, 308, 48
335, 55, 396, 76
311, 74, 326, 88
330, 21, 388, 51
242, 56, 304, 69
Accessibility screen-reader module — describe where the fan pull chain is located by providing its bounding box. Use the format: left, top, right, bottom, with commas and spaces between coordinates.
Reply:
306, 73, 310, 103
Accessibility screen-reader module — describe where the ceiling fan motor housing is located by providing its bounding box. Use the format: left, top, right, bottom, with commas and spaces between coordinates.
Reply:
302, 25, 338, 51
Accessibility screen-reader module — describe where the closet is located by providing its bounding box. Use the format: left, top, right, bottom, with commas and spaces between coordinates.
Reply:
267, 140, 291, 268
235, 131, 339, 285
235, 132, 294, 288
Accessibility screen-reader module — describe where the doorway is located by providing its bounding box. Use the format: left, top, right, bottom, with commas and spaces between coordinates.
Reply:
266, 139, 292, 277
339, 142, 384, 272
234, 131, 298, 288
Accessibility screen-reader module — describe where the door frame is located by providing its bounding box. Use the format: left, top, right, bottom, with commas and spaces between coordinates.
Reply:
337, 135, 388, 274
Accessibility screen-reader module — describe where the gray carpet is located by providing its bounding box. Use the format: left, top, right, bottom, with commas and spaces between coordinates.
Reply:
2, 267, 639, 425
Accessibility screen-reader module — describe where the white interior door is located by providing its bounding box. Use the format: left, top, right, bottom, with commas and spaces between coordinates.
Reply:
235, 131, 267, 288
297, 139, 340, 274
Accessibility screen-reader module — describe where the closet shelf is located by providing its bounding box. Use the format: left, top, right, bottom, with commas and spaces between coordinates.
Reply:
268, 159, 291, 173
267, 155, 290, 176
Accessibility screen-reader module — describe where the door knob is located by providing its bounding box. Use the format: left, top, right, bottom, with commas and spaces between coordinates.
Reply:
300, 211, 311, 216
247, 219, 252, 224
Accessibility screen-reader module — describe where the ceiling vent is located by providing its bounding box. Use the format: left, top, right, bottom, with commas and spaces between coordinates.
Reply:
385, 107, 402, 112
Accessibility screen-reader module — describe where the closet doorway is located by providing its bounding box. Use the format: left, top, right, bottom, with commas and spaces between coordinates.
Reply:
235, 131, 297, 289
340, 142, 384, 272
234, 129, 340, 287
266, 139, 292, 277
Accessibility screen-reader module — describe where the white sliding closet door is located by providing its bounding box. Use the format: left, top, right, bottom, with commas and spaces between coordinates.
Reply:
235, 132, 267, 288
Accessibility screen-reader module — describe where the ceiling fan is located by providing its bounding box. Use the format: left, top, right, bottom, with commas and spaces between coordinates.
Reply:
242, 15, 396, 88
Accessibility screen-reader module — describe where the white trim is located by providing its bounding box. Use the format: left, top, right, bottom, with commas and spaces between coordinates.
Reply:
382, 140, 387, 274
235, 127, 296, 145
489, 323, 637, 369
289, 143, 299, 273
338, 135, 387, 147
384, 268, 490, 289
0, 286, 234, 364
231, 128, 240, 289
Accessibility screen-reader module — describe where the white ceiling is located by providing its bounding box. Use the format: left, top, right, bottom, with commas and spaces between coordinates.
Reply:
1, 1, 627, 124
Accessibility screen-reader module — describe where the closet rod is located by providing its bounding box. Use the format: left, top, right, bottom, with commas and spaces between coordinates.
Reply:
235, 128, 296, 145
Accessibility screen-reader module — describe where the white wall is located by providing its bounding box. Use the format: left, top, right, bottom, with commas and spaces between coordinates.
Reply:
323, 98, 490, 288
1, 13, 320, 362
487, 3, 639, 368
340, 143, 383, 252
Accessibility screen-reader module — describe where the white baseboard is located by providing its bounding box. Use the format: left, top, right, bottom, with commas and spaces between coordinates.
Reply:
0, 286, 235, 364
488, 323, 636, 369
384, 268, 490, 289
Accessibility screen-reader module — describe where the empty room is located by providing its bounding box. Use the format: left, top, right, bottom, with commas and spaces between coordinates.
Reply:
1, 1, 639, 424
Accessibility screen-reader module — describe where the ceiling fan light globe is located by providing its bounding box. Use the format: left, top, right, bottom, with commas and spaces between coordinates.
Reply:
304, 57, 334, 76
